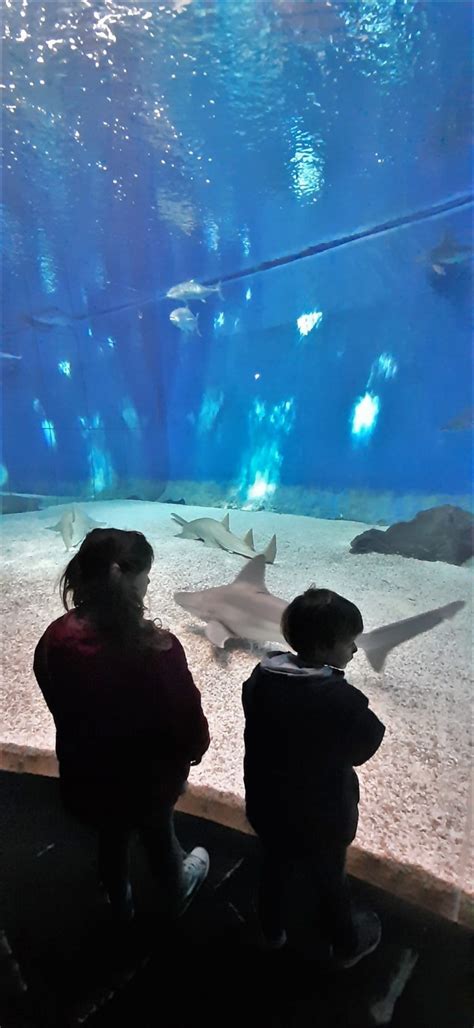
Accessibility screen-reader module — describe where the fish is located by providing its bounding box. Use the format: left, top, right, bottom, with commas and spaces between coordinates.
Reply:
174, 553, 465, 666
418, 232, 473, 276
166, 279, 223, 303
23, 296, 157, 331
46, 509, 75, 551
171, 512, 277, 563
46, 505, 105, 550
0, 352, 22, 361
169, 306, 201, 336
441, 406, 474, 432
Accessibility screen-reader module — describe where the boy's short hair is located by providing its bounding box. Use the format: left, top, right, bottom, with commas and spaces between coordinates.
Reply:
281, 588, 363, 657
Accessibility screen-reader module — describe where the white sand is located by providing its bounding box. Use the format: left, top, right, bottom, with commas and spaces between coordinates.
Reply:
0, 500, 472, 921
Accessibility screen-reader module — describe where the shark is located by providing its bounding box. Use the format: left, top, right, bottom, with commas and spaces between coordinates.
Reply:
418, 232, 473, 276
46, 505, 105, 550
171, 512, 277, 564
174, 554, 465, 670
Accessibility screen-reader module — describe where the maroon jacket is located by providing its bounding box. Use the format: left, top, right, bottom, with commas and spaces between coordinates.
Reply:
33, 611, 210, 823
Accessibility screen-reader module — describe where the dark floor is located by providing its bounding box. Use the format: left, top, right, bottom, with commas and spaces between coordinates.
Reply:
0, 772, 472, 1028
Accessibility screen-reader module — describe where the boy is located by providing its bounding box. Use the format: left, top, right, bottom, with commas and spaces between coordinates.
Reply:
242, 587, 385, 966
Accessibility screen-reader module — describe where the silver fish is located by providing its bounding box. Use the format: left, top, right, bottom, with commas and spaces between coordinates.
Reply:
166, 279, 223, 303
169, 306, 201, 336
0, 352, 22, 360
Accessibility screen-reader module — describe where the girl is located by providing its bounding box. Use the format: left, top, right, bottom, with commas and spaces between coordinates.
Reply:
33, 527, 210, 921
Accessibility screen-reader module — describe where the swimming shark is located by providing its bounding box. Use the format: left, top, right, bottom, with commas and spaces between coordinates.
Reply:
441, 406, 474, 432
174, 554, 465, 670
22, 297, 157, 331
46, 505, 105, 550
418, 232, 473, 276
171, 512, 277, 564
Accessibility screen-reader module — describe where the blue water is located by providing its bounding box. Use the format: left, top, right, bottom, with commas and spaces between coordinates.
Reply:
1, 0, 472, 518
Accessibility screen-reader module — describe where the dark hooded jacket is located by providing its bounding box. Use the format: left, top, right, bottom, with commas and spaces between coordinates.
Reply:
242, 652, 385, 850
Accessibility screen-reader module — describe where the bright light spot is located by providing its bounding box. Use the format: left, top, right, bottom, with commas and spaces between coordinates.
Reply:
241, 227, 251, 256
33, 398, 45, 416
297, 310, 323, 337
254, 372, 260, 380
58, 360, 71, 377
121, 402, 141, 436
245, 288, 252, 301
88, 327, 93, 337
204, 220, 219, 252
41, 419, 57, 448
371, 352, 397, 381
351, 393, 380, 438
88, 446, 116, 494
0, 464, 8, 487
214, 311, 225, 329
107, 336, 115, 349
248, 474, 276, 501
197, 389, 224, 435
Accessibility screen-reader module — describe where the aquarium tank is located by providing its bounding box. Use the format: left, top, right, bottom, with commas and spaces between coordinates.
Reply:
1, 1, 472, 926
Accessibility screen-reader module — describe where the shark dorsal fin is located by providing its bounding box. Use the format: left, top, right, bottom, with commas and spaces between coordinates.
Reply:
221, 513, 230, 530
232, 554, 269, 591
243, 528, 255, 548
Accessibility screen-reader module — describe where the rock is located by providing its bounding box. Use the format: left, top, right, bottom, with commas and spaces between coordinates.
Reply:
350, 505, 474, 566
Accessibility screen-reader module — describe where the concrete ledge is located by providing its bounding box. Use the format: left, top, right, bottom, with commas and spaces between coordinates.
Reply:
1, 741, 471, 930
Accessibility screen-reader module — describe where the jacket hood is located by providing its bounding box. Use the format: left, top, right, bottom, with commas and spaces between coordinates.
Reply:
260, 651, 337, 679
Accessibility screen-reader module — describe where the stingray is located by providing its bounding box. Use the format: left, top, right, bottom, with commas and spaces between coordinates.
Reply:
46, 505, 105, 550
171, 511, 277, 564
418, 232, 472, 276
174, 554, 465, 670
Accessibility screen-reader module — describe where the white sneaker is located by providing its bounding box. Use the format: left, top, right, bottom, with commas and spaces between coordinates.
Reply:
177, 847, 210, 916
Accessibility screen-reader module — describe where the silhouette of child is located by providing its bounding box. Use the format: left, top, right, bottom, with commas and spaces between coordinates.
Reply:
242, 587, 385, 966
34, 527, 210, 920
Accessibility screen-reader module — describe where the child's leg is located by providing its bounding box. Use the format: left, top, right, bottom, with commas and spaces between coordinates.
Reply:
312, 843, 357, 954
138, 805, 186, 898
97, 824, 132, 908
258, 845, 288, 942
285, 843, 356, 957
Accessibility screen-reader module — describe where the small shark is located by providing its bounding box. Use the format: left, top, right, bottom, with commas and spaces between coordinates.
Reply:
166, 279, 223, 303
441, 406, 474, 432
418, 232, 473, 276
46, 505, 105, 550
23, 297, 157, 331
171, 512, 277, 564
0, 351, 22, 361
174, 554, 465, 669
169, 306, 201, 336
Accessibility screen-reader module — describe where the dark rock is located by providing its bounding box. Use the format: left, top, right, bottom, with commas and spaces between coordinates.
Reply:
161, 497, 186, 505
350, 505, 474, 566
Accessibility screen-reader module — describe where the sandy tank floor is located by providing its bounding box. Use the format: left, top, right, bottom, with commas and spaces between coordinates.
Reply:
0, 500, 472, 925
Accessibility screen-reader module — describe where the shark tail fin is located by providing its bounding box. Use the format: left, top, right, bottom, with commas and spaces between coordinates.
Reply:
217, 282, 224, 300
170, 513, 188, 527
221, 513, 230, 530
360, 600, 465, 673
263, 534, 277, 564
196, 313, 201, 337
243, 528, 255, 549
